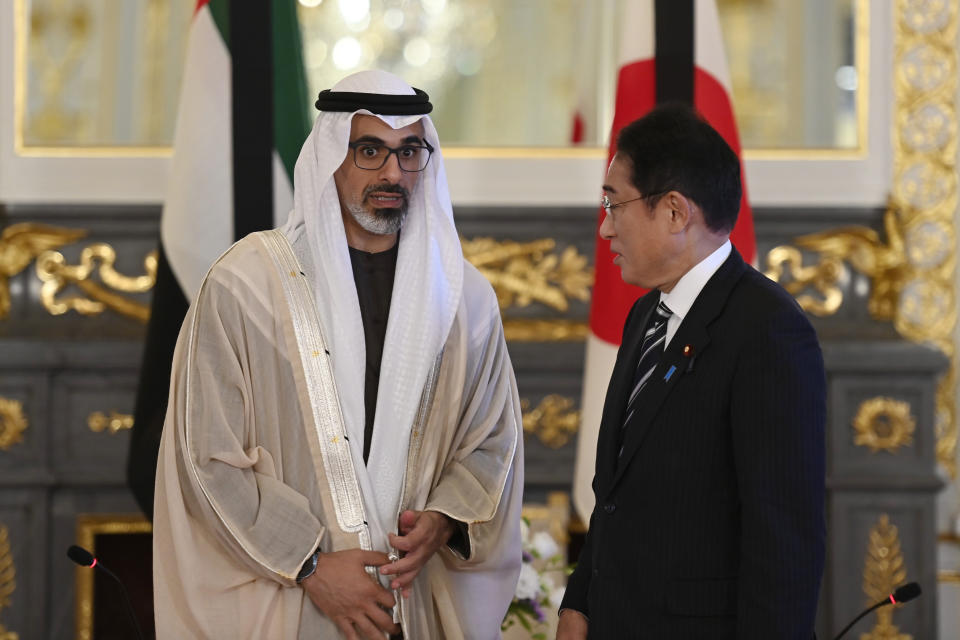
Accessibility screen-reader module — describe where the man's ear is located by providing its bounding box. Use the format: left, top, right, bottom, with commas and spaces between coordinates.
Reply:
665, 191, 693, 232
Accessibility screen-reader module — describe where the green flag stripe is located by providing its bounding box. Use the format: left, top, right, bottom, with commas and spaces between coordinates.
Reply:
203, 0, 308, 185
207, 0, 229, 47
272, 1, 312, 183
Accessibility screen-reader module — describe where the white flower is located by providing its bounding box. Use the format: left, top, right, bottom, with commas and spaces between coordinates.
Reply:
541, 574, 556, 591
515, 562, 541, 601
549, 585, 566, 608
530, 531, 560, 559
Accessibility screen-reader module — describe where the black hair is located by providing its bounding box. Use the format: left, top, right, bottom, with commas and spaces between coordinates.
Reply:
615, 103, 741, 233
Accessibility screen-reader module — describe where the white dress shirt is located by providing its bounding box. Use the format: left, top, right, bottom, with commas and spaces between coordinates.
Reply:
660, 240, 732, 347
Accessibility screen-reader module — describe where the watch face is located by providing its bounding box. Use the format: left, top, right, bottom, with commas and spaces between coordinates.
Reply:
297, 551, 318, 583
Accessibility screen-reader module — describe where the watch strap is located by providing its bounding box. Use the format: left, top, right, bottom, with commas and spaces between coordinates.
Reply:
296, 548, 321, 584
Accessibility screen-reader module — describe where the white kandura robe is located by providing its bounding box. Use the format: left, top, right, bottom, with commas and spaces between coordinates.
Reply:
153, 230, 523, 639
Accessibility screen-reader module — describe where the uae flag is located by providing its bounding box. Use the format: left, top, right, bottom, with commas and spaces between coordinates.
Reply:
126, 0, 312, 518
573, 0, 757, 520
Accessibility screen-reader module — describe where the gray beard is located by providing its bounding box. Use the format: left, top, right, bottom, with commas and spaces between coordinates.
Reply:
345, 202, 407, 235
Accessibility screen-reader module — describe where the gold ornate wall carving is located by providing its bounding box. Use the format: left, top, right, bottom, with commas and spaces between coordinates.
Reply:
894, 0, 959, 478
0, 525, 18, 640
86, 411, 133, 435
765, 0, 960, 476
35, 244, 156, 323
0, 223, 87, 320
765, 205, 912, 321
862, 514, 913, 640
764, 245, 846, 317
463, 237, 592, 342
2, 225, 592, 341
0, 399, 27, 453
503, 318, 588, 342
462, 236, 592, 312
853, 397, 916, 454
521, 395, 580, 449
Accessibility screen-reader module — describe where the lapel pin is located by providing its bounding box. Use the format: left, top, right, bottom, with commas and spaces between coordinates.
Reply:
682, 344, 694, 357
664, 365, 677, 381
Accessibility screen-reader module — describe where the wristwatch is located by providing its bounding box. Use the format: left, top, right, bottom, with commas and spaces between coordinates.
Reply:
296, 548, 321, 584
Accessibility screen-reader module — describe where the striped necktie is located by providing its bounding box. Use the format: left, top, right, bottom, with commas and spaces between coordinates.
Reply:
622, 300, 673, 428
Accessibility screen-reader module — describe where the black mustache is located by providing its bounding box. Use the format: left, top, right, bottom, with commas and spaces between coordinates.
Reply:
363, 184, 409, 200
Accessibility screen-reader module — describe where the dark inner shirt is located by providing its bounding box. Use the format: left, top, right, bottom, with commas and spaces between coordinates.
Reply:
348, 242, 399, 464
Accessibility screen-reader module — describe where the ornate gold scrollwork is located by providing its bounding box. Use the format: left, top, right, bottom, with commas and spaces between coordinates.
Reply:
765, 0, 960, 476
0, 399, 27, 452
861, 514, 913, 640
35, 243, 157, 323
764, 205, 912, 322
895, 0, 959, 477
763, 246, 845, 316
87, 411, 133, 435
521, 395, 580, 449
462, 237, 593, 313
853, 397, 916, 454
0, 223, 87, 320
0, 525, 18, 640
503, 319, 588, 342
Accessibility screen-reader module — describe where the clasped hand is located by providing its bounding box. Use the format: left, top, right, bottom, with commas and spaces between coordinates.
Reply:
380, 509, 456, 597
300, 548, 399, 640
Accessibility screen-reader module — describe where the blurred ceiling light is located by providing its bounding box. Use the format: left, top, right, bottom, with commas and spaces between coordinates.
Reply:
384, 8, 405, 30
338, 0, 370, 24
332, 36, 363, 69
421, 0, 447, 16
403, 38, 432, 67
298, 0, 324, 7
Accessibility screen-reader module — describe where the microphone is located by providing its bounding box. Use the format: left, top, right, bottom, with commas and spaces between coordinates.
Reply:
67, 545, 145, 640
832, 581, 921, 640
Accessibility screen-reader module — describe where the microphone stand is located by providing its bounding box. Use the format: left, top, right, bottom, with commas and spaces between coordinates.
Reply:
96, 561, 146, 640
831, 598, 888, 640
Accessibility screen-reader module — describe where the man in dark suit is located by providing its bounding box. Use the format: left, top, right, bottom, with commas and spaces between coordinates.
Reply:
558, 104, 825, 639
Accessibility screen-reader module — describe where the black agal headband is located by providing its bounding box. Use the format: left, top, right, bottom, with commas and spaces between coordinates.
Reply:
315, 88, 433, 115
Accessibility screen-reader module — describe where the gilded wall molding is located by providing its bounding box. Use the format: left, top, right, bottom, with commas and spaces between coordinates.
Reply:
766, 0, 960, 476
0, 399, 27, 452
503, 318, 588, 342
0, 525, 17, 640
521, 395, 580, 449
86, 411, 133, 435
861, 514, 912, 640
853, 397, 916, 454
894, 0, 958, 477
74, 514, 152, 640
0, 223, 86, 320
763, 245, 845, 317
461, 237, 593, 313
35, 244, 156, 323
2, 225, 591, 341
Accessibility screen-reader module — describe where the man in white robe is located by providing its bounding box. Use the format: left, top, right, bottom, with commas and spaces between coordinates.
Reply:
153, 70, 524, 639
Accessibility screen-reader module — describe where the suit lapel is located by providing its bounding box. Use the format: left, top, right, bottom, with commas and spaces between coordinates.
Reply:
605, 249, 748, 495
594, 296, 658, 489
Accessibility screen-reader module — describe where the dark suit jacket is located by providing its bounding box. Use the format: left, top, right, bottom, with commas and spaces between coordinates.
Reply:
561, 249, 826, 639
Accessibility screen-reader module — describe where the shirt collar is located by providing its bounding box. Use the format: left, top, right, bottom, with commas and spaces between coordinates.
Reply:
660, 240, 732, 321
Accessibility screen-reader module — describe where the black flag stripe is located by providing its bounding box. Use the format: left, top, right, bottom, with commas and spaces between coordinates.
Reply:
230, 2, 275, 240
655, 0, 695, 105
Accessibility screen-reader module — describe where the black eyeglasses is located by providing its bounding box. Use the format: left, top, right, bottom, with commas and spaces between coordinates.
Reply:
600, 190, 667, 214
347, 140, 435, 172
